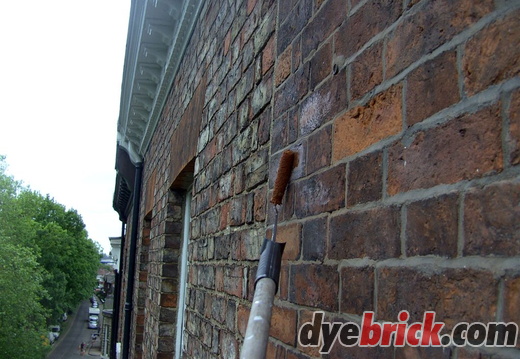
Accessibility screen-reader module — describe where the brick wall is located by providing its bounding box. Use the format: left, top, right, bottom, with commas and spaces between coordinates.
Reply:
128, 0, 520, 358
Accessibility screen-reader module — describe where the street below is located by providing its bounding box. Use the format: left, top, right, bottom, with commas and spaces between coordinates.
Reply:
47, 300, 102, 358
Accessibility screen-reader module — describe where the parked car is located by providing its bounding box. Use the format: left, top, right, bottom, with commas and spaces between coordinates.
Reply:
88, 320, 99, 329
48, 325, 60, 343
89, 315, 99, 322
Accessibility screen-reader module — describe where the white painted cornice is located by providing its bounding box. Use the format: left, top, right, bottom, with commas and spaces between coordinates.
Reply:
117, 0, 204, 164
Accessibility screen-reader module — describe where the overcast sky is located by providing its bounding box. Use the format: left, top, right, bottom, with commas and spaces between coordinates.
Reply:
0, 0, 131, 253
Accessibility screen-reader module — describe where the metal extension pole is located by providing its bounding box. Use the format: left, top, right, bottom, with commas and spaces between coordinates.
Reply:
240, 209, 285, 359
240, 277, 276, 359
241, 150, 294, 358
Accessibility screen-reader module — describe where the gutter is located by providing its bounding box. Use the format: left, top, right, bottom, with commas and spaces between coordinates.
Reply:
122, 163, 143, 359
111, 222, 125, 359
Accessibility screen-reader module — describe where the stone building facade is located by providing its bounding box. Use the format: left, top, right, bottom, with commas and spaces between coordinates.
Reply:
112, 0, 520, 358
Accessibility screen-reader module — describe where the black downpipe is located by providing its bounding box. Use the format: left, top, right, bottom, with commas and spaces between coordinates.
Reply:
110, 222, 125, 359
122, 163, 143, 359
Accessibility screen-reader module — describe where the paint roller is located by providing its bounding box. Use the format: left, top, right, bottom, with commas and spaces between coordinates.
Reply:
240, 150, 296, 359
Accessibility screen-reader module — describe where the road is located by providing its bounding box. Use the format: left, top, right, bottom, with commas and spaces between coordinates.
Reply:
47, 300, 102, 358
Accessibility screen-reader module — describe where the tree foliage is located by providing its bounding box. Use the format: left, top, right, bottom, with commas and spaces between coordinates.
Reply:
0, 156, 102, 357
0, 240, 49, 359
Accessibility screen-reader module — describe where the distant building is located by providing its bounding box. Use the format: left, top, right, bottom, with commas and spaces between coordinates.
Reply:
109, 237, 122, 271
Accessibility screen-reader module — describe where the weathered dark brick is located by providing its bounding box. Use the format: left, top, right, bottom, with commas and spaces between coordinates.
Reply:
306, 124, 332, 173
377, 266, 498, 329
387, 0, 494, 78
463, 9, 520, 96
509, 88, 520, 165
395, 346, 452, 359
302, 217, 327, 261
290, 264, 339, 311
329, 206, 401, 259
406, 193, 459, 257
350, 41, 383, 101
277, 0, 313, 54
340, 265, 375, 314
336, 0, 402, 59
309, 40, 332, 90
347, 150, 383, 206
301, 0, 346, 58
294, 164, 346, 217
406, 50, 460, 126
388, 104, 503, 195
464, 181, 520, 256
273, 62, 310, 116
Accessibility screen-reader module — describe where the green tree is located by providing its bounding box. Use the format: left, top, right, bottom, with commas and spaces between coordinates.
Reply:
0, 156, 103, 354
0, 238, 50, 359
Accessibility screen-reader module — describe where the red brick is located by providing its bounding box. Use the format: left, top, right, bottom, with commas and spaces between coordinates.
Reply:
253, 185, 267, 222
237, 304, 250, 337
294, 164, 346, 218
347, 150, 383, 206
220, 331, 238, 358
464, 181, 520, 256
160, 293, 178, 308
275, 44, 292, 86
220, 201, 230, 230
329, 206, 401, 259
279, 264, 289, 301
290, 264, 339, 311
221, 265, 243, 298
387, 0, 494, 78
377, 266, 498, 329
350, 41, 383, 101
387, 104, 503, 195
266, 340, 286, 359
246, 0, 256, 15
277, 222, 301, 260
464, 9, 520, 96
406, 193, 459, 257
269, 305, 297, 345
262, 35, 275, 75
510, 89, 520, 165
340, 265, 375, 314
406, 50, 459, 126
503, 275, 520, 325
332, 84, 403, 161
224, 30, 231, 56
